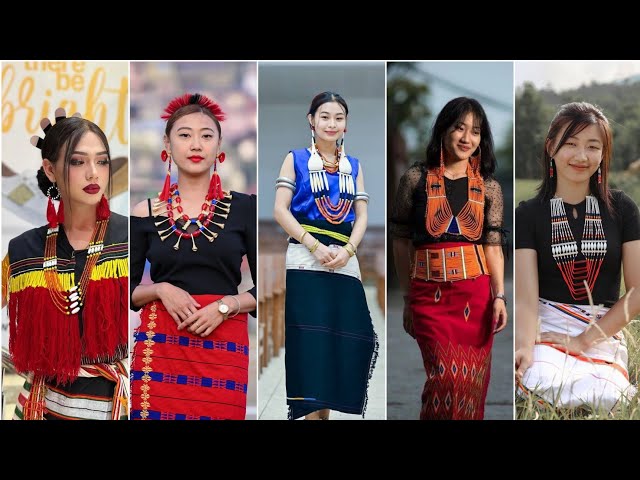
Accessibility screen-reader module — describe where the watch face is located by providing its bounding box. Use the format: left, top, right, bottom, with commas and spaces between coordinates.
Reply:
219, 303, 229, 314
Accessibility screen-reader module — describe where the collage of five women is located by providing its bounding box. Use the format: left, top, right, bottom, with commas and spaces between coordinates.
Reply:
1, 60, 638, 421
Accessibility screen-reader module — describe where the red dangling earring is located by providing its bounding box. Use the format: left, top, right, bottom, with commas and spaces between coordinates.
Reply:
208, 152, 225, 200
97, 194, 110, 220
597, 166, 602, 184
159, 150, 172, 202
549, 158, 554, 178
46, 183, 61, 228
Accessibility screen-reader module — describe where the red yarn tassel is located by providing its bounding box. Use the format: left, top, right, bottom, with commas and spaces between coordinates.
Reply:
97, 194, 111, 220
57, 198, 65, 225
159, 173, 171, 202
82, 277, 126, 359
9, 287, 82, 384
208, 172, 223, 200
46, 197, 58, 228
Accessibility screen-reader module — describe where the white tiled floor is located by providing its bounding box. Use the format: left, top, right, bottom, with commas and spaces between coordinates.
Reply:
258, 285, 386, 420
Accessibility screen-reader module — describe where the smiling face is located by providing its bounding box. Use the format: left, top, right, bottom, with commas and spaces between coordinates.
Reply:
308, 101, 347, 144
43, 131, 110, 208
165, 112, 221, 176
548, 122, 603, 187
443, 112, 480, 163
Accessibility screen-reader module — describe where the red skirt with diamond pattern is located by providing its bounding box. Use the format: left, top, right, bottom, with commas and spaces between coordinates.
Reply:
409, 243, 494, 420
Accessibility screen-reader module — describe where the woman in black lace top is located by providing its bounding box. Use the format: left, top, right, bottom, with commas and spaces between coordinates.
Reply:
390, 97, 508, 420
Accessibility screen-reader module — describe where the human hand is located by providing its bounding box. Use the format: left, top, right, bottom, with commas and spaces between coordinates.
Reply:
403, 302, 415, 338
538, 331, 587, 355
177, 302, 225, 337
311, 242, 334, 265
324, 246, 350, 270
493, 298, 508, 334
515, 346, 533, 383
157, 282, 202, 326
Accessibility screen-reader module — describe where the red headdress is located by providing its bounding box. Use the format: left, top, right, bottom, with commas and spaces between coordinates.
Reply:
161, 93, 226, 122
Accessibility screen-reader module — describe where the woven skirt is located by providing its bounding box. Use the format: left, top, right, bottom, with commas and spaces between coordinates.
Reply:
285, 243, 378, 420
409, 272, 494, 420
130, 294, 249, 420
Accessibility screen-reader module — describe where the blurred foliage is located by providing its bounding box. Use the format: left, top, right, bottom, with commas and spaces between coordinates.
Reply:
516, 79, 640, 178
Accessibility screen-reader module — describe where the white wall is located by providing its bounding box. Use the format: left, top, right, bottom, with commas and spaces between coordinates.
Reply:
258, 63, 386, 226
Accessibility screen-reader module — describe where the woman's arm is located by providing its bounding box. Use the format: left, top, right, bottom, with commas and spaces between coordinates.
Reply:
273, 153, 334, 265
485, 244, 507, 333
129, 200, 201, 325
515, 248, 539, 379
2, 253, 9, 309
325, 164, 367, 269
542, 240, 640, 350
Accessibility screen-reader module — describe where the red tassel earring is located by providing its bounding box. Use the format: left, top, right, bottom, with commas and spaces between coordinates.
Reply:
97, 194, 110, 220
549, 158, 554, 178
159, 150, 172, 202
46, 183, 60, 228
597, 166, 602, 184
208, 152, 225, 200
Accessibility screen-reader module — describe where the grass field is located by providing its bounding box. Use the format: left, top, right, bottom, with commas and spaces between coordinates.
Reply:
515, 176, 640, 420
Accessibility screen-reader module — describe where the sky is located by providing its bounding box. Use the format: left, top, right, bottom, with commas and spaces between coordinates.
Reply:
515, 61, 640, 91
402, 62, 514, 152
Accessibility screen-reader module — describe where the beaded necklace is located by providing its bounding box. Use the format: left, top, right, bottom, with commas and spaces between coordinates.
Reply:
550, 195, 607, 300
152, 183, 231, 251
307, 142, 355, 224
425, 159, 485, 240
44, 199, 110, 315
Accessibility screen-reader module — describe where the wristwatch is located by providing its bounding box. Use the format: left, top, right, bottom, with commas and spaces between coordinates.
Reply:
217, 299, 230, 320
494, 293, 507, 306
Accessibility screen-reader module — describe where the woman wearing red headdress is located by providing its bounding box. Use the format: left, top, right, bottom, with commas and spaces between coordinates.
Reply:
2, 109, 129, 420
130, 93, 256, 420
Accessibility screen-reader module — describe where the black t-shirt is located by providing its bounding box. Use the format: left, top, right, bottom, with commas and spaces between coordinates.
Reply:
130, 191, 256, 313
515, 190, 640, 306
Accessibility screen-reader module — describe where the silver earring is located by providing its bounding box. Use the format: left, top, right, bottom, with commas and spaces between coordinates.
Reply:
47, 183, 60, 200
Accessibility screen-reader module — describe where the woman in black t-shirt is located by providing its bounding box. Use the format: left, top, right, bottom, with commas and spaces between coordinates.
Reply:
515, 102, 640, 413
129, 93, 256, 420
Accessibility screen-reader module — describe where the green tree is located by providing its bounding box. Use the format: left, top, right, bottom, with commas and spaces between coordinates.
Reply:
515, 82, 549, 179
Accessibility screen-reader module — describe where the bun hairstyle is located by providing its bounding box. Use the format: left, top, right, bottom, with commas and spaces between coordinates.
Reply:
32, 116, 112, 198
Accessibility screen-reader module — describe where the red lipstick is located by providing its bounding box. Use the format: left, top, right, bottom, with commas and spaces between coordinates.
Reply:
83, 184, 100, 194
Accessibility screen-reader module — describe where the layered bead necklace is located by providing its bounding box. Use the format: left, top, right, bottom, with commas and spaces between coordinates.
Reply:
152, 183, 231, 251
44, 199, 110, 315
308, 140, 355, 224
550, 195, 607, 301
425, 159, 485, 240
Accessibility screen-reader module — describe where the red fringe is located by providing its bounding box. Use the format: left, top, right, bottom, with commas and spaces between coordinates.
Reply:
82, 277, 128, 360
97, 195, 110, 220
9, 286, 82, 385
208, 172, 223, 201
161, 93, 226, 122
57, 198, 65, 225
47, 197, 57, 228
8, 277, 127, 385
159, 173, 171, 202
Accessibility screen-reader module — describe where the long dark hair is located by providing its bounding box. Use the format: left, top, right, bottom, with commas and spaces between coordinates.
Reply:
308, 91, 349, 117
537, 102, 612, 213
36, 117, 112, 199
424, 97, 496, 178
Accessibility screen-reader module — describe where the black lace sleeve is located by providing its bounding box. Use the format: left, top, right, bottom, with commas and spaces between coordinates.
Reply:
482, 177, 507, 246
389, 163, 423, 239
